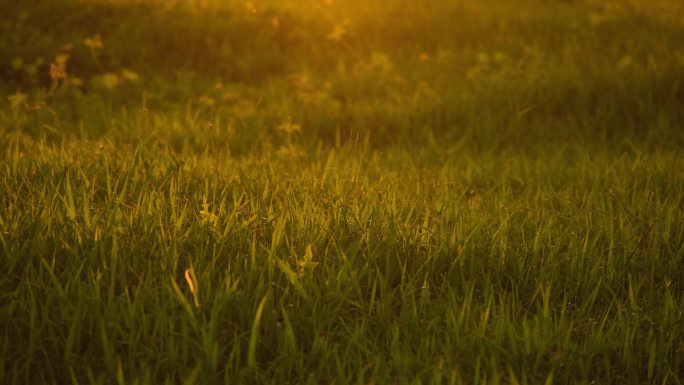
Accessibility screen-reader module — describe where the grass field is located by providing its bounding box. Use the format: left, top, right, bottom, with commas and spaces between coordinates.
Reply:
1, 0, 684, 383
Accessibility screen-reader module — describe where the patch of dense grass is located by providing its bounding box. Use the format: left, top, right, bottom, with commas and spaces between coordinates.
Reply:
1, 0, 684, 384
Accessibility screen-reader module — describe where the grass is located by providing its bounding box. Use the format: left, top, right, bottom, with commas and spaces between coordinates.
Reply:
1, 0, 684, 383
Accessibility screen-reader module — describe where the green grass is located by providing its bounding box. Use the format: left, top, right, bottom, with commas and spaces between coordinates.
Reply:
1, 0, 684, 384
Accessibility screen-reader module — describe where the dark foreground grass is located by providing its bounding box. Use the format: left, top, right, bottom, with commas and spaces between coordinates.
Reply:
1, 0, 684, 384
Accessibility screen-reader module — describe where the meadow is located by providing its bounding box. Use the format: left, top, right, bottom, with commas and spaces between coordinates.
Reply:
1, 0, 684, 383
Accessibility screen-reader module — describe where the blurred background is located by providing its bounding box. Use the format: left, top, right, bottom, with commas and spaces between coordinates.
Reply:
2, 0, 683, 152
